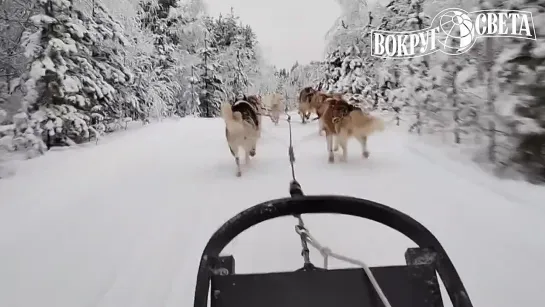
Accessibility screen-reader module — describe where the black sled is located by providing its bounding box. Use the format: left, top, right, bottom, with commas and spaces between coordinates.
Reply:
193, 181, 474, 307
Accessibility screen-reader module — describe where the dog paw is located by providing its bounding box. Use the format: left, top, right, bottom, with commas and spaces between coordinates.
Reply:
328, 156, 334, 163
236, 171, 242, 177
249, 149, 256, 156
340, 156, 347, 162
363, 151, 369, 158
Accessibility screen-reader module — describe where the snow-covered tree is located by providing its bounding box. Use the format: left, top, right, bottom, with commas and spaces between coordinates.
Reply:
488, 0, 545, 182
20, 0, 137, 148
0, 0, 38, 120
207, 9, 258, 100
249, 50, 278, 95
180, 65, 200, 116
138, 0, 190, 117
0, 0, 288, 171
197, 32, 224, 117
325, 0, 369, 54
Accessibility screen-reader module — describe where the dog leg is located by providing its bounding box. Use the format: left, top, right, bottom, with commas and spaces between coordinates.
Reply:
339, 134, 348, 162
227, 132, 241, 176
359, 136, 369, 158
245, 150, 251, 164
226, 129, 235, 157
333, 135, 340, 151
229, 146, 235, 156
249, 142, 256, 157
326, 133, 334, 163
235, 156, 241, 177
318, 121, 324, 136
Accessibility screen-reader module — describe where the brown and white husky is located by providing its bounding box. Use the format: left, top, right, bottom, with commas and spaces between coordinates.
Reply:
319, 96, 385, 163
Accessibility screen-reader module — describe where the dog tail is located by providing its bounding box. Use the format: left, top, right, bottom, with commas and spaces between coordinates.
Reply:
349, 111, 385, 136
221, 102, 244, 133
221, 102, 235, 120
368, 115, 385, 134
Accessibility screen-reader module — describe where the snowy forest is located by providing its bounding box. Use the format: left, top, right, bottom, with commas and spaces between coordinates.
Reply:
0, 0, 307, 153
0, 0, 281, 148
318, 0, 545, 184
1, 0, 544, 184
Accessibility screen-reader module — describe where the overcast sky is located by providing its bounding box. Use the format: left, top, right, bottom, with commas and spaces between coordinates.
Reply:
203, 0, 341, 70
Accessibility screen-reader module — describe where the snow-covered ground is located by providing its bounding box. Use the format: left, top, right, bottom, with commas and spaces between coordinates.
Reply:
1, 114, 544, 307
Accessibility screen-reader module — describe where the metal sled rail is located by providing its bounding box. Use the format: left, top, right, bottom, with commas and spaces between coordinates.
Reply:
193, 195, 473, 307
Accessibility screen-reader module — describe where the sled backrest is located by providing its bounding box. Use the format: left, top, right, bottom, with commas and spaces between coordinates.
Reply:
211, 248, 444, 307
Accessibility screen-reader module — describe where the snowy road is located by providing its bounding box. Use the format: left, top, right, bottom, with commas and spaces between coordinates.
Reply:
1, 115, 544, 307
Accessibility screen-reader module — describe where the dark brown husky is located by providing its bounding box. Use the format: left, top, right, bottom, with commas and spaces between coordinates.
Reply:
297, 87, 317, 123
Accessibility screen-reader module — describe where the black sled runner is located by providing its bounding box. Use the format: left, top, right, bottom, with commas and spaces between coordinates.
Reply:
192, 183, 474, 307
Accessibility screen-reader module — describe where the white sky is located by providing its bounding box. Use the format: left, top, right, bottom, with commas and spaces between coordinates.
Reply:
203, 0, 341, 70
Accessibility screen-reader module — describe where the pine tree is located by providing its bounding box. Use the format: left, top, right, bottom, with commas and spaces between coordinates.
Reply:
321, 47, 344, 93
386, 0, 435, 134
197, 32, 224, 117
492, 0, 545, 182
20, 0, 135, 149
210, 9, 257, 99
180, 65, 200, 116
138, 0, 185, 118
231, 49, 249, 96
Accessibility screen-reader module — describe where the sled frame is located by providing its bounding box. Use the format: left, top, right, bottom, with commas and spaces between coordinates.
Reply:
211, 247, 444, 307
193, 195, 474, 307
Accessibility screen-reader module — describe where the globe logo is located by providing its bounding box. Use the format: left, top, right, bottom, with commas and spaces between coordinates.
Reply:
370, 7, 536, 58
436, 9, 475, 55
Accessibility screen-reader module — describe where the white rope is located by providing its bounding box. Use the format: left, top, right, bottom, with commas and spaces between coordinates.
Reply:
295, 225, 393, 307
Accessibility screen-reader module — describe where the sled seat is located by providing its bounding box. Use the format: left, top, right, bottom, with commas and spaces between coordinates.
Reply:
210, 248, 443, 307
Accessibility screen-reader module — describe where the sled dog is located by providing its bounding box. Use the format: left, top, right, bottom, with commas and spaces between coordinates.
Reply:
298, 87, 343, 126
263, 93, 284, 125
311, 92, 343, 134
320, 96, 385, 163
221, 100, 261, 177
298, 87, 317, 123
